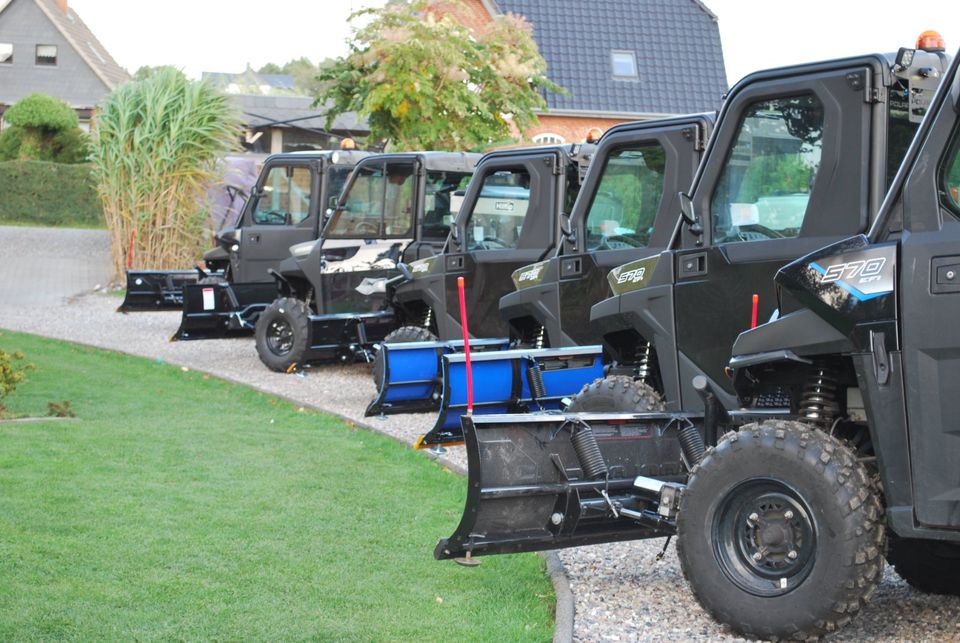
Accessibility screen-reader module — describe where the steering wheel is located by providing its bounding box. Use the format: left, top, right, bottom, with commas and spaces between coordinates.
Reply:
737, 224, 785, 241
354, 221, 380, 236
599, 234, 642, 250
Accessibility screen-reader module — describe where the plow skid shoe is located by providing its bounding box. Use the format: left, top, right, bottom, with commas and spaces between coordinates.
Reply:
119, 270, 207, 311
435, 413, 688, 560
300, 311, 398, 364
417, 345, 605, 448
366, 338, 510, 416
174, 282, 277, 340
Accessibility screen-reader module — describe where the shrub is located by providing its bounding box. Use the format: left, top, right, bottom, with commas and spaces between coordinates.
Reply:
0, 160, 103, 226
92, 68, 240, 277
0, 348, 33, 403
0, 93, 91, 163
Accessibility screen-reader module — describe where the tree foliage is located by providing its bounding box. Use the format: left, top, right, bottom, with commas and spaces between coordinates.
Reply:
0, 93, 90, 163
258, 57, 332, 96
737, 154, 814, 203
91, 68, 240, 278
317, 0, 563, 150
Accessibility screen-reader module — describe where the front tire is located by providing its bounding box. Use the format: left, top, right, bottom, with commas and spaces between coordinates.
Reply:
371, 325, 438, 390
566, 374, 664, 412
676, 420, 884, 640
255, 297, 310, 372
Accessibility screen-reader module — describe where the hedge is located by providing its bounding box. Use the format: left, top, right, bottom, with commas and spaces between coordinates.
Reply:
0, 160, 103, 227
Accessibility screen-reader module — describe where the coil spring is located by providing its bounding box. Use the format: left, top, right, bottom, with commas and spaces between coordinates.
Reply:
678, 423, 705, 467
534, 325, 545, 349
635, 341, 654, 384
527, 363, 547, 401
571, 424, 608, 480
422, 308, 433, 331
799, 363, 840, 425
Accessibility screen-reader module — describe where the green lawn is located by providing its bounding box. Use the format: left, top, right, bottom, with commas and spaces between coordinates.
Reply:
0, 331, 554, 641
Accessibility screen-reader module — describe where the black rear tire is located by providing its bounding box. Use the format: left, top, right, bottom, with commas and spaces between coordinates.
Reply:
255, 297, 310, 372
372, 325, 438, 390
566, 374, 664, 412
887, 535, 960, 595
676, 420, 884, 640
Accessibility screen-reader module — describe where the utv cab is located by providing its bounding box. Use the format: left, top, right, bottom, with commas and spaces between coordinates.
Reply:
253, 151, 479, 371
120, 149, 367, 316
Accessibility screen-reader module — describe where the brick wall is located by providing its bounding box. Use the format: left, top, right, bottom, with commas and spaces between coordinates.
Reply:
526, 115, 638, 144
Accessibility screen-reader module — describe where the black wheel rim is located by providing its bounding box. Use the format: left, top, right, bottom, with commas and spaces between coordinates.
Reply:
712, 478, 817, 597
266, 318, 294, 355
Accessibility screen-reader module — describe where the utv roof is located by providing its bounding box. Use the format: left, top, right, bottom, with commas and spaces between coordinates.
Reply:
597, 113, 715, 143
479, 142, 598, 167
356, 151, 481, 173
262, 149, 372, 166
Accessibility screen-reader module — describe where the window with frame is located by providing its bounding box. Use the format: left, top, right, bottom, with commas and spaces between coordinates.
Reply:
421, 171, 473, 240
0, 43, 12, 64
943, 134, 960, 213
533, 133, 566, 144
584, 144, 666, 251
251, 165, 312, 225
711, 94, 824, 244
465, 168, 532, 250
35, 44, 57, 66
326, 163, 415, 238
611, 50, 638, 79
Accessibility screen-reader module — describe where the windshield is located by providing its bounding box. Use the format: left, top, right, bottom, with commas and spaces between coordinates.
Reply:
584, 144, 666, 251
325, 162, 416, 238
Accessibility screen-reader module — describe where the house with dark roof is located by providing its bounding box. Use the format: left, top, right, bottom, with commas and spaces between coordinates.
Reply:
0, 0, 129, 130
451, 0, 727, 143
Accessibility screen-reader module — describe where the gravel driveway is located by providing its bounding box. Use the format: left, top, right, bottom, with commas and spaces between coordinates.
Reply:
1, 226, 957, 642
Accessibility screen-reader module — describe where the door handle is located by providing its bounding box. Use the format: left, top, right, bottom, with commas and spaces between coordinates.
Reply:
678, 252, 707, 278
932, 256, 960, 293
249, 233, 261, 244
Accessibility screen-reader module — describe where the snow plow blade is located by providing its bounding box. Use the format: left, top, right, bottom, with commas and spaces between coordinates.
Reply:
416, 345, 605, 448
118, 270, 210, 312
300, 310, 398, 365
366, 338, 510, 416
434, 412, 689, 559
174, 282, 277, 340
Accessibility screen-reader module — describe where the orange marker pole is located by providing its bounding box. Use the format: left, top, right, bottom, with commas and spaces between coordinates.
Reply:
750, 293, 759, 329
457, 276, 474, 415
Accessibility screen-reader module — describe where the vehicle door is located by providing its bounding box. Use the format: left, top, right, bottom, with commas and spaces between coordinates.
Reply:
673, 65, 876, 400
559, 123, 703, 345
236, 159, 319, 282
898, 80, 960, 530
444, 152, 563, 338
406, 170, 473, 261
319, 160, 417, 314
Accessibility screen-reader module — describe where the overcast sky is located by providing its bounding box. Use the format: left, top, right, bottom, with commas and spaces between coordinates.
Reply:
69, 0, 958, 87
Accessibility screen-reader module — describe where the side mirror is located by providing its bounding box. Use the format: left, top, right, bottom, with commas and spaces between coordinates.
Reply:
678, 192, 703, 235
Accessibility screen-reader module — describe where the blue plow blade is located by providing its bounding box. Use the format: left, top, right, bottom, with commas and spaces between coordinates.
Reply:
416, 345, 605, 448
366, 338, 509, 416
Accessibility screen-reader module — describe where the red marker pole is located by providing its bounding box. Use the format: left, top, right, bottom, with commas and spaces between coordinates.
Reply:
750, 293, 759, 329
457, 276, 474, 415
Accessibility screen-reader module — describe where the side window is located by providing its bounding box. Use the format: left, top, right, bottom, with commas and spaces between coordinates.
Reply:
422, 171, 472, 241
711, 94, 824, 244
584, 144, 666, 251
252, 165, 312, 225
327, 163, 385, 237
325, 166, 351, 210
465, 168, 531, 250
943, 135, 960, 213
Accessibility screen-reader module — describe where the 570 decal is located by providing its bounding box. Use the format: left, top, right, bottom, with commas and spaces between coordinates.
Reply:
820, 258, 886, 285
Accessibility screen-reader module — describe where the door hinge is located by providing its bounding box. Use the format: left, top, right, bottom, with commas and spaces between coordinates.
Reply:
682, 126, 705, 151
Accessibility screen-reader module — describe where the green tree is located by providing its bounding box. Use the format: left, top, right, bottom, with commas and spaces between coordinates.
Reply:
737, 154, 814, 203
317, 0, 563, 150
0, 93, 90, 163
91, 67, 240, 278
258, 57, 331, 96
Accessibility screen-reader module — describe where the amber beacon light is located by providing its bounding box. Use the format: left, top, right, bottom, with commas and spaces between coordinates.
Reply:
916, 30, 945, 52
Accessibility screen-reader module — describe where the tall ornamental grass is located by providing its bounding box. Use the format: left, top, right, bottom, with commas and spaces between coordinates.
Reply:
92, 68, 240, 278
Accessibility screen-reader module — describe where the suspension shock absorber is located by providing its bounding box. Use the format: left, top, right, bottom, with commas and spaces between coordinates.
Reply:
635, 341, 655, 384
799, 362, 840, 426
534, 325, 545, 349
422, 308, 433, 332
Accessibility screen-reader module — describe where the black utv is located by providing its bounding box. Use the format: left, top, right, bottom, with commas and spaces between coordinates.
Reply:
253, 151, 479, 371
434, 40, 952, 640
120, 149, 368, 316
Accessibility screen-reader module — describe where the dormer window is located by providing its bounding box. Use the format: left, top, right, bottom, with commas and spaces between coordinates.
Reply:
36, 44, 58, 66
0, 43, 12, 64
611, 50, 638, 80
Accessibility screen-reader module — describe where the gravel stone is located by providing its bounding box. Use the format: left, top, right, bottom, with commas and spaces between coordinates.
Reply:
1, 226, 958, 641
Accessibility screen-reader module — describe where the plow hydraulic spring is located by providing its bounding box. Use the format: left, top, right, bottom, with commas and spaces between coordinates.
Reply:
570, 423, 609, 480
527, 362, 547, 407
